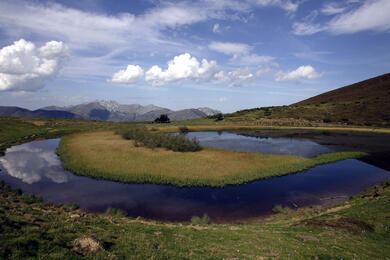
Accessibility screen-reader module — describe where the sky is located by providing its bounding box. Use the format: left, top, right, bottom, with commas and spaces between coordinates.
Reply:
0, 0, 389, 112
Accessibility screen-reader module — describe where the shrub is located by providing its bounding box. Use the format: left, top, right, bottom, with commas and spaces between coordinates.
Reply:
154, 114, 170, 123
208, 113, 224, 121
179, 126, 189, 134
119, 127, 202, 152
272, 204, 284, 213
105, 207, 127, 217
272, 204, 290, 214
64, 203, 79, 210
191, 214, 211, 225
21, 194, 41, 204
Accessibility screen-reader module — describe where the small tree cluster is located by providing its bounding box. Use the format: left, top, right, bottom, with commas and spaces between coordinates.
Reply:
154, 114, 170, 123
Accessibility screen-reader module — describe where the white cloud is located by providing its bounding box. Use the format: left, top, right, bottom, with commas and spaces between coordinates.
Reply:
275, 65, 322, 82
0, 39, 68, 92
215, 68, 254, 87
231, 53, 275, 65
218, 96, 228, 102
292, 22, 323, 35
327, 0, 390, 34
0, 0, 299, 86
256, 67, 274, 77
321, 2, 347, 15
213, 23, 221, 33
294, 0, 390, 35
251, 0, 299, 12
209, 41, 251, 55
145, 53, 219, 86
143, 53, 256, 87
111, 65, 144, 84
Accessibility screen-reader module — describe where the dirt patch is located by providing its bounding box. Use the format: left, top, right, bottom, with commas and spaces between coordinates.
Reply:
296, 235, 319, 242
72, 235, 105, 255
304, 217, 374, 233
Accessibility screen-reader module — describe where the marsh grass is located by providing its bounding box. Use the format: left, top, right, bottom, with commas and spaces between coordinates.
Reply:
58, 131, 367, 187
117, 127, 202, 152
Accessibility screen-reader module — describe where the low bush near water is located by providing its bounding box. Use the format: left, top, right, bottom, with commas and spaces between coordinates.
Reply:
105, 207, 127, 217
118, 127, 202, 152
190, 214, 211, 225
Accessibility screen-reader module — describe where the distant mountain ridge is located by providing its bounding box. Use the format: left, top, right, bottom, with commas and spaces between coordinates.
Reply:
0, 106, 79, 119
0, 100, 221, 122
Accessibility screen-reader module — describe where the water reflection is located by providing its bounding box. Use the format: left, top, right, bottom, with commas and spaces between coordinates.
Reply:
0, 137, 389, 222
0, 139, 70, 184
184, 131, 333, 158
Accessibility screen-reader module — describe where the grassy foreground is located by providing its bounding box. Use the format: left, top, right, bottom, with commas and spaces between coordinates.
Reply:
57, 131, 367, 187
1, 178, 390, 259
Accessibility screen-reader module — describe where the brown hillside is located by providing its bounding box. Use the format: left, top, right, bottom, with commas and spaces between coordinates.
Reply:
225, 73, 390, 127
295, 73, 390, 106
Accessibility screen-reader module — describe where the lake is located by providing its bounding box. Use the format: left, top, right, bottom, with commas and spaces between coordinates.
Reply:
1, 130, 389, 222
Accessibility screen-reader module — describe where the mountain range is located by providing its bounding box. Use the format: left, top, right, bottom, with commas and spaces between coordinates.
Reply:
0, 101, 221, 122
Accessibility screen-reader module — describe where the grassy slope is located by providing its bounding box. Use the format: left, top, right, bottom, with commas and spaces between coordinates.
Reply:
57, 131, 366, 187
221, 73, 390, 127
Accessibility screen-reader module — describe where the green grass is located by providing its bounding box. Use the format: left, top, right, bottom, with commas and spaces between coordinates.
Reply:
57, 130, 367, 187
1, 177, 390, 259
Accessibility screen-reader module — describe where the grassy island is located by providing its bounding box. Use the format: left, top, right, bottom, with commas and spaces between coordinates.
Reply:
57, 130, 367, 187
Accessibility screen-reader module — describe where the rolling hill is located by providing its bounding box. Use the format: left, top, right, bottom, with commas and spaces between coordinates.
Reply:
224, 73, 390, 127
0, 106, 79, 119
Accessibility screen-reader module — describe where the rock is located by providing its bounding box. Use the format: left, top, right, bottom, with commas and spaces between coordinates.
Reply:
72, 235, 105, 255
70, 214, 80, 218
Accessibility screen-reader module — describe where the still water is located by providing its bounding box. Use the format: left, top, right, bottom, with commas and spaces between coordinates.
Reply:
0, 131, 389, 222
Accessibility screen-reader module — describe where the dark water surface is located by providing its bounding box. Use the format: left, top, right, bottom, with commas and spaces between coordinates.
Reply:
184, 131, 334, 158
1, 131, 390, 222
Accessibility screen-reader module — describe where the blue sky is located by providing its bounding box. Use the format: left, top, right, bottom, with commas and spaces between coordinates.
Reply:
0, 0, 389, 112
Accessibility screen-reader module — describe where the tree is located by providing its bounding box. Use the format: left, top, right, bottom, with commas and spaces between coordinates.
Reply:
214, 113, 224, 121
154, 114, 170, 123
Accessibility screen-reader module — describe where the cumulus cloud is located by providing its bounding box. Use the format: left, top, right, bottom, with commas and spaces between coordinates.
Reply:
0, 1, 299, 85
145, 53, 218, 86
0, 39, 68, 92
111, 65, 144, 84
215, 68, 254, 87
275, 65, 322, 82
209, 41, 251, 55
